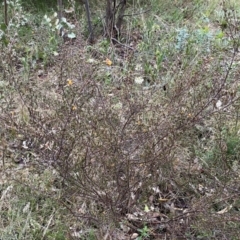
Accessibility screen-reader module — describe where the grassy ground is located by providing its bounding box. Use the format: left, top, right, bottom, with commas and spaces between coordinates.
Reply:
1, 0, 240, 239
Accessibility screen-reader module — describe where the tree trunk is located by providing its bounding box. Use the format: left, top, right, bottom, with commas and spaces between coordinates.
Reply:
105, 0, 127, 40
84, 0, 94, 43
4, 0, 8, 26
57, 0, 63, 35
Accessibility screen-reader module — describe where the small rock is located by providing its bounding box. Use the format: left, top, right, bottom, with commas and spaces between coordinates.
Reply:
131, 233, 139, 239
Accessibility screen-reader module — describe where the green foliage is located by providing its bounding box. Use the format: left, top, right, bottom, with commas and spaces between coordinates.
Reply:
85, 229, 97, 240
20, 0, 66, 13
137, 225, 150, 240
0, 184, 68, 240
0, 0, 64, 68
175, 25, 229, 54
200, 127, 240, 175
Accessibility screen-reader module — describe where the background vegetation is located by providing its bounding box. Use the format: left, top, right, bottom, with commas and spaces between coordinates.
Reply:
1, 0, 240, 239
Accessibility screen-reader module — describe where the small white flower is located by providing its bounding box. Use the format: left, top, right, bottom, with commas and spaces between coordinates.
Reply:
87, 58, 97, 63
135, 64, 142, 71
22, 140, 28, 149
134, 76, 144, 84
23, 202, 30, 213
53, 51, 59, 56
55, 18, 59, 26
216, 100, 222, 109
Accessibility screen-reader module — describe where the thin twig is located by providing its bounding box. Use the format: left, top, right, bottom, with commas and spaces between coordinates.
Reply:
123, 8, 151, 17
111, 38, 135, 50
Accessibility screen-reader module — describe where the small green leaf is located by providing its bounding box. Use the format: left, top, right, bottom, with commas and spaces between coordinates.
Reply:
0, 34, 9, 46
216, 31, 224, 39
144, 204, 150, 212
67, 32, 76, 39
0, 23, 7, 32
